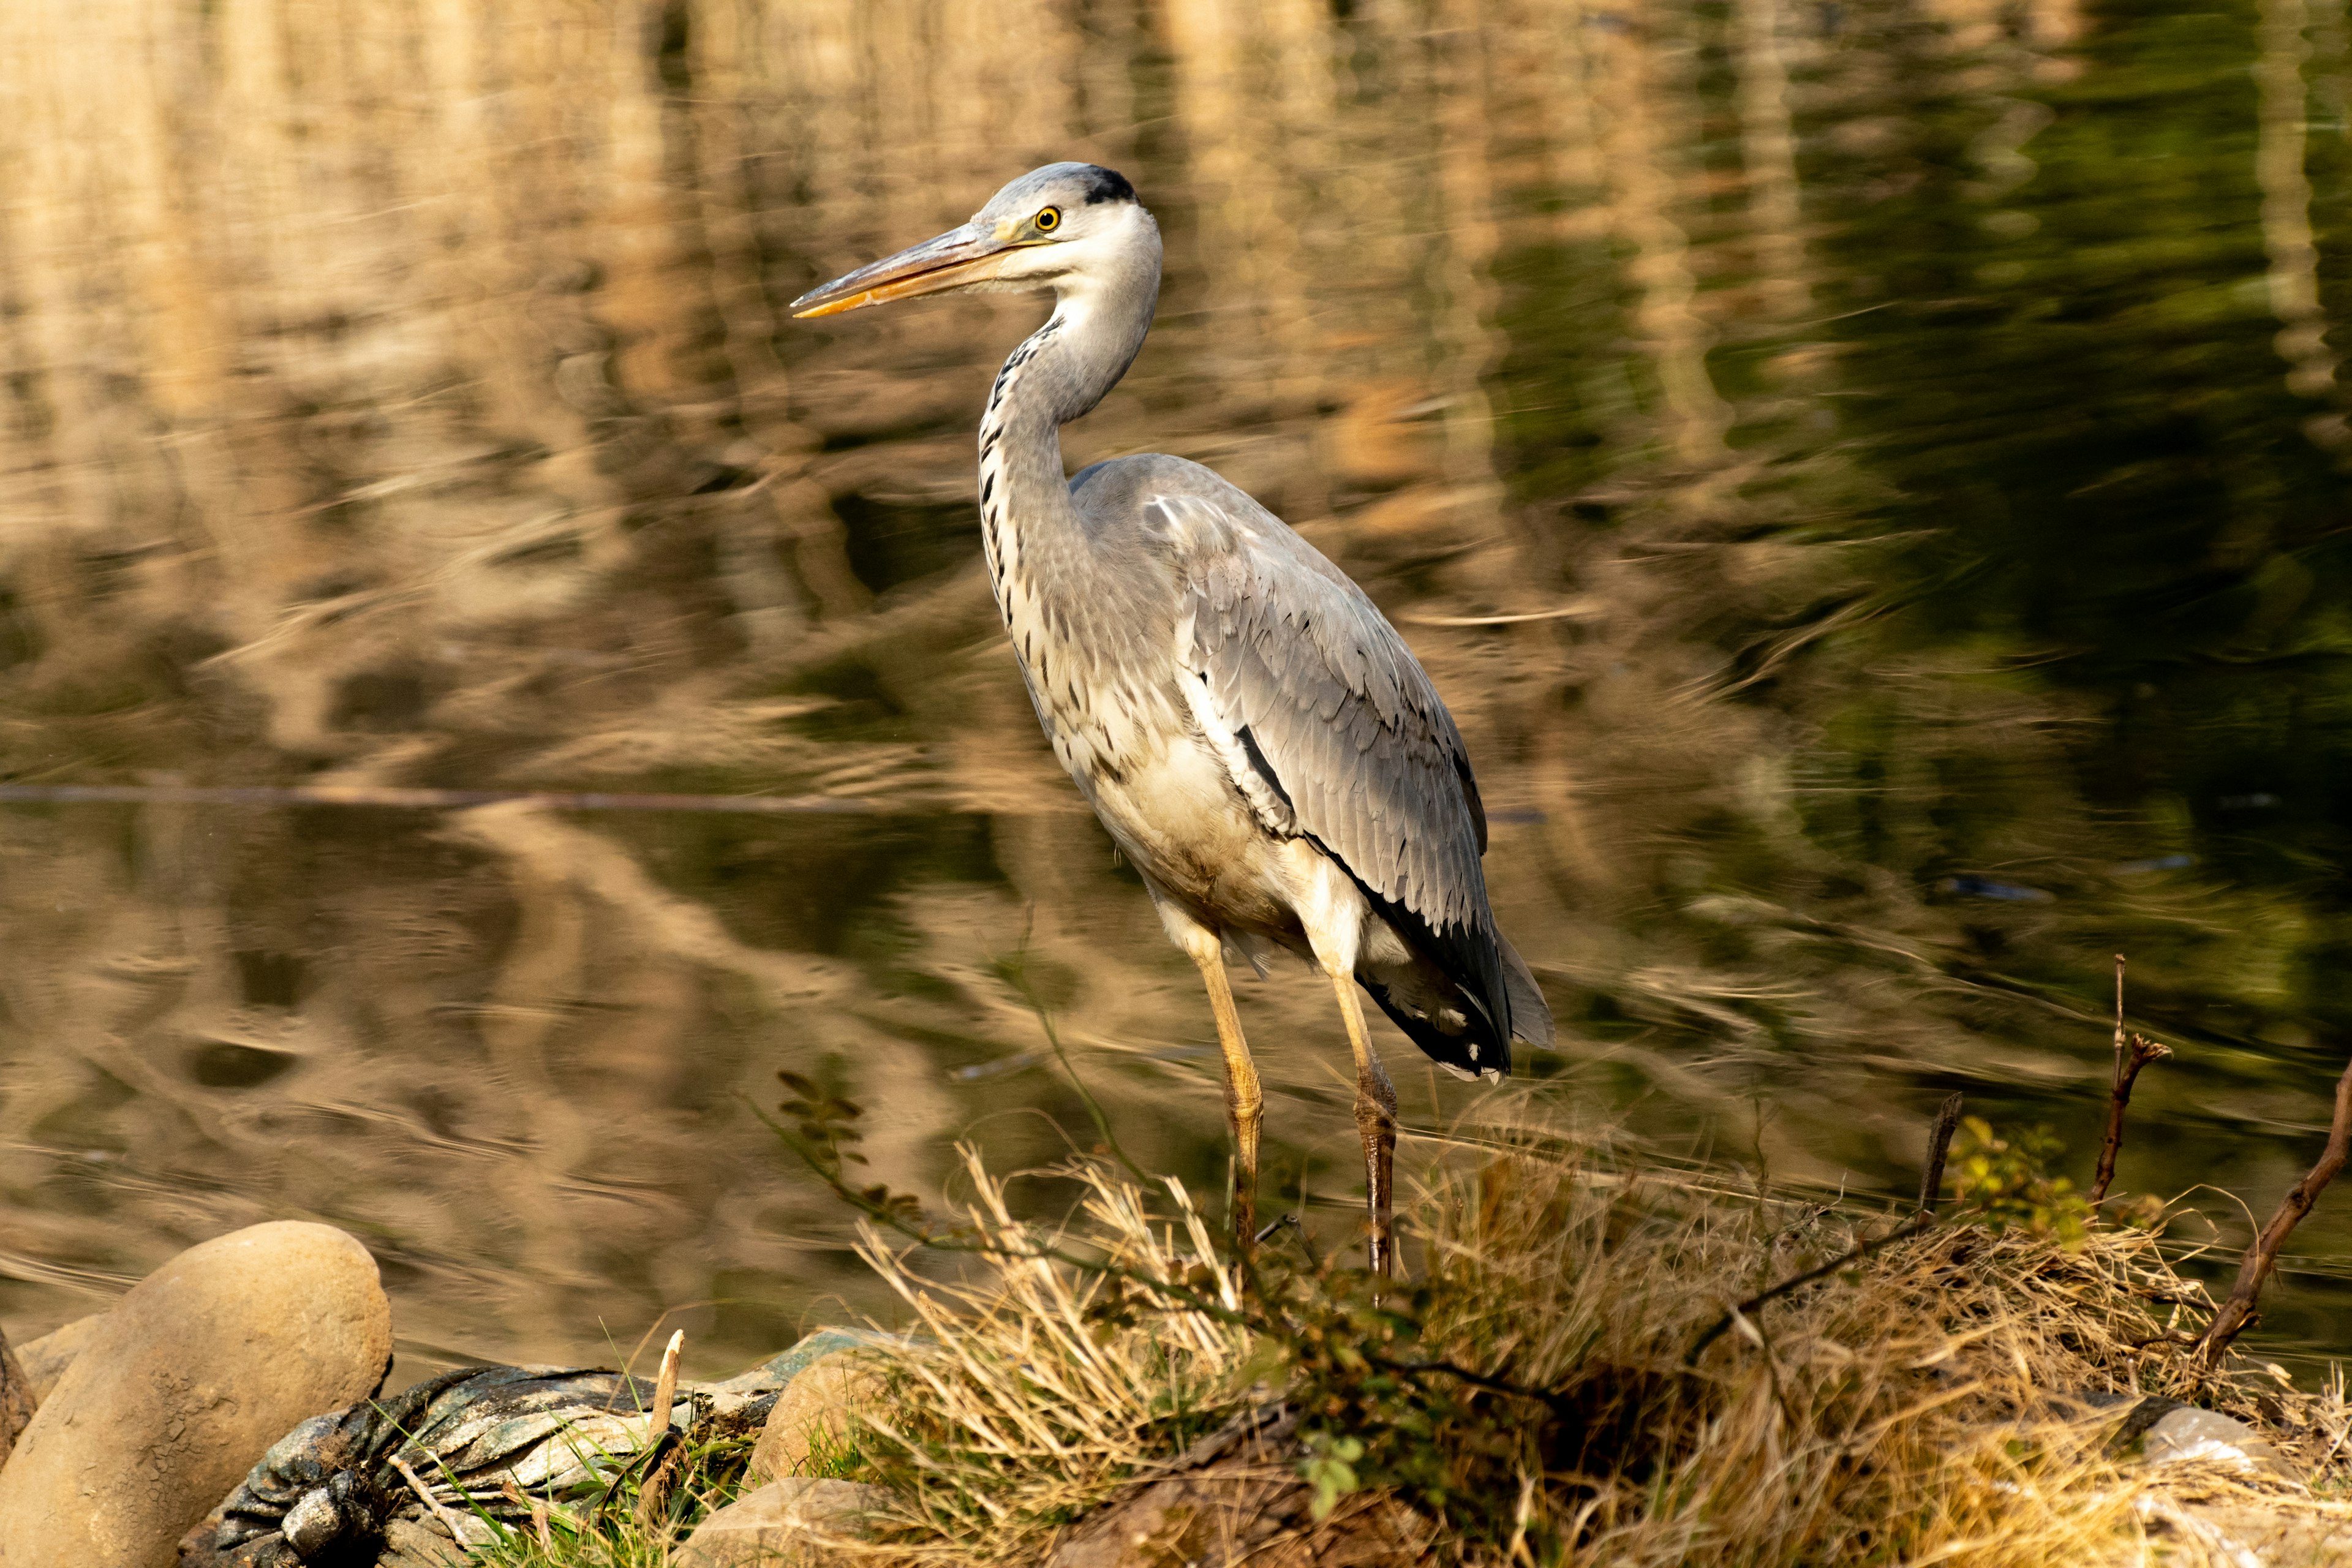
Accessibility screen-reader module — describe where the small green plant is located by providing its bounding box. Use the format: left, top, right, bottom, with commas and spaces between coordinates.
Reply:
2105, 1191, 2169, 1231
1948, 1117, 2091, 1246
778, 1071, 924, 1227
1254, 1254, 1533, 1535
1298, 1430, 1365, 1520
797, 1422, 869, 1482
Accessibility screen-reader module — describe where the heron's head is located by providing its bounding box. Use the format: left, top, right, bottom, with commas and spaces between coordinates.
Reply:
790, 163, 1158, 318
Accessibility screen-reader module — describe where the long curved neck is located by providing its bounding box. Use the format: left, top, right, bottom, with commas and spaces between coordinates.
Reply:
976, 236, 1160, 623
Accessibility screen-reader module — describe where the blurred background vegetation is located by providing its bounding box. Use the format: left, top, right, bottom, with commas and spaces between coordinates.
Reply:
4, 0, 2352, 1382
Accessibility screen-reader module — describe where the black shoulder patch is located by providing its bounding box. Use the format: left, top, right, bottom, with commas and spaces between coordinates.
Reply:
1078, 165, 1137, 206
1234, 725, 1296, 814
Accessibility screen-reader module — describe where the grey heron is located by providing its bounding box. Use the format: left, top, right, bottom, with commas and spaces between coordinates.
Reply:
792, 164, 1552, 1275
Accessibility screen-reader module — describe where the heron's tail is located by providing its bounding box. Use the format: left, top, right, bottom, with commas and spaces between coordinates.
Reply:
1360, 974, 1507, 1082
1499, 933, 1555, 1049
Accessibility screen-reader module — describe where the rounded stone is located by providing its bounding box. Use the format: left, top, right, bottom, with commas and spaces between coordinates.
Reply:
16, 1310, 108, 1403
0, 1221, 393, 1568
2143, 1406, 2296, 1480
750, 1348, 889, 1483
676, 1478, 892, 1568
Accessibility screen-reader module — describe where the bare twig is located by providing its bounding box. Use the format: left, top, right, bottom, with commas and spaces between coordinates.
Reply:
1002, 923, 1156, 1190
1918, 1092, 1965, 1215
2114, 954, 2125, 1070
2090, 1035, 2171, 1206
2197, 1049, 2352, 1366
1688, 1213, 1936, 1366
2090, 956, 2173, 1207
390, 1452, 474, 1542
1691, 1101, 1962, 1365
631, 1336, 688, 1528
650, 1329, 684, 1435
634, 1436, 688, 1532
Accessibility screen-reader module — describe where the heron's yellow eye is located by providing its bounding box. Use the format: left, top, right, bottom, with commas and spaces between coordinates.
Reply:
1035, 206, 1061, 233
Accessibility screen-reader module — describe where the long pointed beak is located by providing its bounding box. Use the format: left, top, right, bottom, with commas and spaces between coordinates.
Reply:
790, 224, 1025, 318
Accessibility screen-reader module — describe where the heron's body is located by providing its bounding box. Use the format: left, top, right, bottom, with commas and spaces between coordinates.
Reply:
1016, 453, 1542, 1080
794, 163, 1552, 1269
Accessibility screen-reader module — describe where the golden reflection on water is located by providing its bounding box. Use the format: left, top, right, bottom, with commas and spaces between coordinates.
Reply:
5, 0, 2352, 1374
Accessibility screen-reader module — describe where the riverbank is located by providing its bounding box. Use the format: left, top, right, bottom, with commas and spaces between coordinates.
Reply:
10, 1098, 2338, 1566
688, 1131, 2352, 1567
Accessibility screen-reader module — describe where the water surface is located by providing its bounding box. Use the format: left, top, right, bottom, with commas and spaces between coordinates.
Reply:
6, 0, 2352, 1378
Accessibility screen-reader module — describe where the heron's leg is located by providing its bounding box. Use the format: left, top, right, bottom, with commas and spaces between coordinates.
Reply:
1327, 969, 1398, 1278
1153, 896, 1264, 1254
1187, 944, 1264, 1253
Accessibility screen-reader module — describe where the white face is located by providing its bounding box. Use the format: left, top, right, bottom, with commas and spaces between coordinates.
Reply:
788, 164, 1156, 320
962, 198, 1155, 296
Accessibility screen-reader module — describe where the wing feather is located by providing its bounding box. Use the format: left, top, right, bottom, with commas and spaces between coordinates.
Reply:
1145, 484, 1512, 1043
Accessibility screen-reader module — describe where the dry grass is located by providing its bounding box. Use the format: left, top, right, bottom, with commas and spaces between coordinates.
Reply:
786, 1120, 2352, 1568
844, 1148, 1258, 1555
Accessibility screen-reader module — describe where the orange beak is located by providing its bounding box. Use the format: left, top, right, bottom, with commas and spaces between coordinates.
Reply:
790, 224, 1033, 318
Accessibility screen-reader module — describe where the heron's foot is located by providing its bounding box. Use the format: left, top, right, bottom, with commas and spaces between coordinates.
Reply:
1227, 1089, 1262, 1265
1228, 1156, 1259, 1262
1355, 1097, 1397, 1279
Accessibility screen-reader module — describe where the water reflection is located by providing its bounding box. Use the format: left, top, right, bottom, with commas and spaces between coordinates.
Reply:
4, 0, 2352, 1377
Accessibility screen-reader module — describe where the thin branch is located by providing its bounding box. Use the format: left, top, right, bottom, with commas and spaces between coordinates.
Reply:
1254, 1212, 1300, 1246
391, 1452, 475, 1542
2090, 1036, 2171, 1207
1918, 1092, 1965, 1215
1002, 922, 1156, 1191
2114, 954, 2125, 1074
1384, 1354, 1585, 1420
1690, 1098, 1962, 1365
633, 1438, 688, 1531
649, 1330, 683, 1435
2090, 956, 2173, 1207
632, 1333, 688, 1531
1687, 1212, 1936, 1366
2197, 1048, 2352, 1366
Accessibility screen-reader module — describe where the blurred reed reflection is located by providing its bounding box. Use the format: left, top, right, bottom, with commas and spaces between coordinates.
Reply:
6, 0, 2352, 1376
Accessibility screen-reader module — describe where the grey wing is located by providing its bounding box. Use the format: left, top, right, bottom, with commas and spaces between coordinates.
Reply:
1139, 480, 1513, 1044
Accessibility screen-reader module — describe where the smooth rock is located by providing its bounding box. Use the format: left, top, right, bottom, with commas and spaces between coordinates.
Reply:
2143, 1406, 2296, 1480
17, 1310, 108, 1403
0, 1326, 32, 1466
377, 1517, 468, 1567
675, 1478, 892, 1567
749, 1338, 891, 1483
0, 1221, 393, 1568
